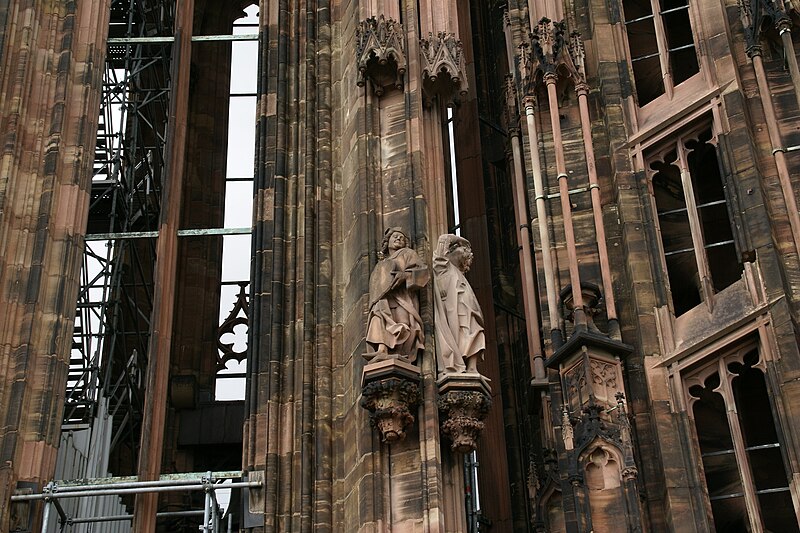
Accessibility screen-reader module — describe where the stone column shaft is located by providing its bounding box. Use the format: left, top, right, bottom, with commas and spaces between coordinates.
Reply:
0, 0, 110, 528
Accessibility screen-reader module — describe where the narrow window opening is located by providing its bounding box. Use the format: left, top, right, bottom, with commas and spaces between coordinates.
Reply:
445, 105, 462, 235
464, 450, 483, 533
215, 4, 259, 401
730, 353, 799, 532
686, 134, 740, 292
545, 491, 567, 532
660, 0, 699, 85
652, 151, 701, 315
690, 373, 750, 531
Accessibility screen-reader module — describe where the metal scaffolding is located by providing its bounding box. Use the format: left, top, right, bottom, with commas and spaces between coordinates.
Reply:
10, 471, 259, 533
67, 0, 175, 463
58, 2, 261, 529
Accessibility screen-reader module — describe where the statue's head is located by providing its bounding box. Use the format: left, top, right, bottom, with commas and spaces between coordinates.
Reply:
446, 235, 473, 273
381, 227, 409, 257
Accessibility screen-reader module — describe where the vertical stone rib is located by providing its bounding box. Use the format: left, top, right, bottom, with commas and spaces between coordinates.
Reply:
132, 0, 193, 530
545, 74, 586, 329
300, 0, 319, 528
312, 0, 333, 524
523, 98, 561, 344
508, 126, 546, 378
576, 85, 619, 336
255, 0, 291, 524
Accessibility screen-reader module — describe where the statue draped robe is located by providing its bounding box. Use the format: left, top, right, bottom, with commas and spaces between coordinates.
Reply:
433, 251, 486, 373
366, 247, 429, 361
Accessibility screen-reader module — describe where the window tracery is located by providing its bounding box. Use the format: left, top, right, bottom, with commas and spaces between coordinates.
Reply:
646, 122, 742, 315
684, 342, 800, 531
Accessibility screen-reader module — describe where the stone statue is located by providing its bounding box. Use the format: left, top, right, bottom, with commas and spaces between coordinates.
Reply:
366, 228, 430, 361
433, 233, 486, 374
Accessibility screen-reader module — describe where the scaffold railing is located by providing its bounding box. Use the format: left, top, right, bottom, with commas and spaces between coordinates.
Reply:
11, 471, 260, 533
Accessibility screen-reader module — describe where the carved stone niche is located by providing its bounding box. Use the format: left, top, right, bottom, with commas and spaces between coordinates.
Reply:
356, 16, 406, 96
437, 373, 492, 454
361, 359, 421, 443
419, 32, 468, 103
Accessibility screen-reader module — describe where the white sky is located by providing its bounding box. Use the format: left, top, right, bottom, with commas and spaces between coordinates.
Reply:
216, 4, 260, 401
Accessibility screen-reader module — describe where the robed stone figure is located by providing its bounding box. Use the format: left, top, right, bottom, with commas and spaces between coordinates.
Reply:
366, 228, 430, 361
433, 233, 486, 374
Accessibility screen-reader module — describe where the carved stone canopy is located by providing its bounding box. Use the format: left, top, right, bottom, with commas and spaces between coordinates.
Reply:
737, 0, 793, 56
420, 32, 468, 103
517, 19, 585, 90
356, 16, 406, 95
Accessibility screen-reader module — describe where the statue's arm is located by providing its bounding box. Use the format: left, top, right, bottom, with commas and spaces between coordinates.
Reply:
403, 250, 430, 290
435, 234, 451, 258
433, 235, 454, 298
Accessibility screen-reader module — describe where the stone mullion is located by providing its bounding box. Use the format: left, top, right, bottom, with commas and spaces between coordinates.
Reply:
717, 358, 764, 531
676, 142, 714, 306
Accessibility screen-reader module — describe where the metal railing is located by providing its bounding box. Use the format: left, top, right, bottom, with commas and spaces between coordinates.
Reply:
11, 471, 261, 533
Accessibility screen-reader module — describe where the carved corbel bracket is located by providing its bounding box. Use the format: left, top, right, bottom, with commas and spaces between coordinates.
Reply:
436, 373, 492, 453
356, 16, 406, 95
361, 359, 421, 443
621, 466, 639, 481
420, 31, 468, 103
560, 282, 604, 335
